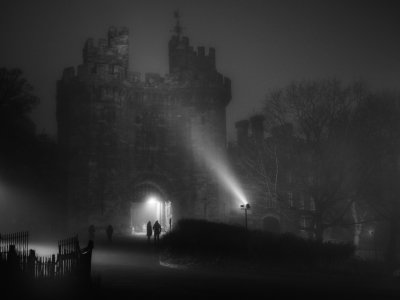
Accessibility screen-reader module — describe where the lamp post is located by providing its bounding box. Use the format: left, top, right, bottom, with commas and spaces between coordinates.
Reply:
368, 229, 377, 261
240, 203, 251, 230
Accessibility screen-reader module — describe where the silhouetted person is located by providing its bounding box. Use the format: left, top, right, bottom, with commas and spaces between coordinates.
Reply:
153, 220, 161, 243
88, 224, 95, 240
79, 240, 94, 285
147, 221, 153, 243
6, 245, 20, 280
27, 249, 36, 279
106, 224, 114, 242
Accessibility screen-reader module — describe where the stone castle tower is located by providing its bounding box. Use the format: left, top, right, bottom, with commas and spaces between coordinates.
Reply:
57, 17, 231, 234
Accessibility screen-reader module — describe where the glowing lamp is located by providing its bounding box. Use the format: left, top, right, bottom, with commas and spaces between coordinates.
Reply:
147, 196, 158, 204
240, 203, 250, 230
240, 203, 251, 210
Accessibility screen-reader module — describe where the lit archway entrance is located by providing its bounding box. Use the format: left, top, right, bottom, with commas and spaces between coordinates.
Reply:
130, 182, 172, 234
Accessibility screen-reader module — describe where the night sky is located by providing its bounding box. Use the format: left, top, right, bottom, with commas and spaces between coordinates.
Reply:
0, 0, 399, 141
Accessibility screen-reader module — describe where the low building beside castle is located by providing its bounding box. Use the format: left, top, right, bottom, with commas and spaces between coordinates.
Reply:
229, 116, 316, 237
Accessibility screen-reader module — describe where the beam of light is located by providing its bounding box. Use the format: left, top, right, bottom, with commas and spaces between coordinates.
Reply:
202, 150, 248, 205
191, 127, 248, 206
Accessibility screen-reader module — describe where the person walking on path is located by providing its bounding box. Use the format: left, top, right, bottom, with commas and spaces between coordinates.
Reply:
153, 220, 161, 243
88, 224, 95, 241
106, 224, 114, 243
146, 221, 153, 243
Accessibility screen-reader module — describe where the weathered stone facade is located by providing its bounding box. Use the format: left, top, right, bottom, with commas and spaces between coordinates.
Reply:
230, 116, 311, 235
57, 24, 231, 234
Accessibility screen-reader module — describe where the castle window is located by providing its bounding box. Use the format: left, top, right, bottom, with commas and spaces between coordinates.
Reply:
300, 216, 307, 229
287, 171, 293, 184
298, 195, 305, 210
107, 110, 116, 122
168, 130, 177, 148
158, 117, 166, 126
158, 127, 167, 149
266, 196, 277, 209
288, 192, 293, 208
309, 197, 316, 211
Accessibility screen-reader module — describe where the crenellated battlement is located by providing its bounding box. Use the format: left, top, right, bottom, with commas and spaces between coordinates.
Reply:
82, 26, 129, 80
60, 22, 229, 95
61, 64, 230, 98
108, 26, 129, 44
60, 22, 231, 109
168, 35, 217, 75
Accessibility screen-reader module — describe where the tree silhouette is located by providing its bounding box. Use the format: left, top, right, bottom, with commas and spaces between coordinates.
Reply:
354, 92, 400, 266
0, 68, 64, 233
0, 68, 39, 166
264, 79, 365, 241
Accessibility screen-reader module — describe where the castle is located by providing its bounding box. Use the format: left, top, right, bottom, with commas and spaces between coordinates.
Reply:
57, 16, 231, 234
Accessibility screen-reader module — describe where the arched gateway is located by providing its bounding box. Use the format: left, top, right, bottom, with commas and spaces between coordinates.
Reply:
129, 176, 173, 234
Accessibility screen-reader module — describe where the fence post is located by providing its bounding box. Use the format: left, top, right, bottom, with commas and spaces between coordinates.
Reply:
56, 253, 60, 278
76, 240, 94, 285
27, 249, 35, 279
51, 254, 55, 278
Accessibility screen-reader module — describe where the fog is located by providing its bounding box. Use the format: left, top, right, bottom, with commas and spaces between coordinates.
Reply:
0, 175, 66, 243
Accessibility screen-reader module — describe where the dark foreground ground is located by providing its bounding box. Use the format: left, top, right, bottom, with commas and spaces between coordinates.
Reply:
10, 234, 400, 300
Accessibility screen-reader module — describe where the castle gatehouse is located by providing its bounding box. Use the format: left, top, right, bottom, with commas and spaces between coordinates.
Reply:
57, 15, 231, 234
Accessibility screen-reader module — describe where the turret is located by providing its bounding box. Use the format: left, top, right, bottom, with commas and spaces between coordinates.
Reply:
250, 115, 265, 142
168, 11, 216, 76
81, 26, 129, 80
235, 120, 249, 147
108, 26, 129, 69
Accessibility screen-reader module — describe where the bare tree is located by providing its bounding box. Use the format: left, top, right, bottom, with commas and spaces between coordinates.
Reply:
233, 118, 304, 234
0, 67, 40, 171
0, 68, 38, 129
354, 92, 400, 266
235, 136, 280, 206
264, 79, 366, 241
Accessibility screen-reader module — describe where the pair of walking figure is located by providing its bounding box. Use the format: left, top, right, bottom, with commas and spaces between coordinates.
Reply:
147, 220, 161, 243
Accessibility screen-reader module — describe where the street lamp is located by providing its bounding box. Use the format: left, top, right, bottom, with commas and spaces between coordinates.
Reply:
240, 203, 251, 230
368, 228, 377, 261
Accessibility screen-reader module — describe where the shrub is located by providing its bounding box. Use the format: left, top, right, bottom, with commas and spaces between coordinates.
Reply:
160, 219, 355, 268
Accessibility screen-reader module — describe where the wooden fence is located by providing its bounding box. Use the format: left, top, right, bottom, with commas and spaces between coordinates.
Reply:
0, 231, 29, 255
57, 236, 80, 278
0, 231, 29, 274
0, 231, 93, 283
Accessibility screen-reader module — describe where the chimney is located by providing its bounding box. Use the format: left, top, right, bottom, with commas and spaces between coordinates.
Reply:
235, 120, 249, 146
